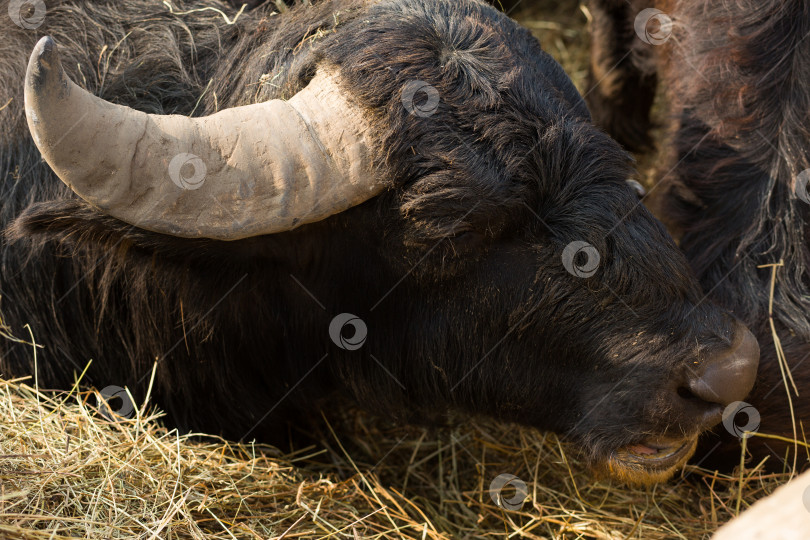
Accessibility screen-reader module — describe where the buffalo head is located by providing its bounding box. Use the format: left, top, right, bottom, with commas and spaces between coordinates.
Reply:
14, 0, 759, 483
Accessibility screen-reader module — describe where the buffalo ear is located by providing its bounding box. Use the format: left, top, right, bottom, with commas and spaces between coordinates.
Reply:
6, 200, 216, 259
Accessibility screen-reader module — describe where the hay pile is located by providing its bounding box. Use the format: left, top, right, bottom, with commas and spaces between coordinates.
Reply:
0, 373, 800, 539
0, 1, 805, 539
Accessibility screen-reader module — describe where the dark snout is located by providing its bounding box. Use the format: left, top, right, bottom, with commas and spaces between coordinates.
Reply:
689, 322, 760, 405
675, 321, 760, 424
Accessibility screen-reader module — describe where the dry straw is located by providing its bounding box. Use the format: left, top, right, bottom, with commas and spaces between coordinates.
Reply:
0, 371, 804, 539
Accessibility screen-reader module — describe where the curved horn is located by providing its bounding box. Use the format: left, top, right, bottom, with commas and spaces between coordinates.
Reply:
24, 36, 380, 240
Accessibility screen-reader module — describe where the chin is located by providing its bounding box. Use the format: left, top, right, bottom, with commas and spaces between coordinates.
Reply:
592, 437, 699, 486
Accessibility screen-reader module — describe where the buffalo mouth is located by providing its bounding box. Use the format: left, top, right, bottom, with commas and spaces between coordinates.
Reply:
602, 437, 698, 484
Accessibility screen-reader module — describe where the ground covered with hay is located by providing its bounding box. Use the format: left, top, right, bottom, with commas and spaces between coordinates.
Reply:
0, 370, 786, 539
0, 373, 799, 539
0, 1, 805, 539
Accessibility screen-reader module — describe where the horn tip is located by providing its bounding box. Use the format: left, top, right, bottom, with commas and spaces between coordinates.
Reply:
27, 36, 62, 85
26, 36, 67, 106
32, 36, 58, 69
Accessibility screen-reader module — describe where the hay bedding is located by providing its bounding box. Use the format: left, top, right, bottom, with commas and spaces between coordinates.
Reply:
0, 372, 799, 539
0, 1, 804, 538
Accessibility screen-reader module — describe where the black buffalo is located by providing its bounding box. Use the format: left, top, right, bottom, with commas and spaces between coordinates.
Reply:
586, 0, 810, 470
1, 0, 758, 484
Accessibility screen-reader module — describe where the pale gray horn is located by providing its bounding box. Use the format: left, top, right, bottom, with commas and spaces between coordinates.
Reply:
24, 36, 380, 240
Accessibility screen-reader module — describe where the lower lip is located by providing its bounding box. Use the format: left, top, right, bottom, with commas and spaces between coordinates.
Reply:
626, 443, 663, 455
626, 441, 689, 461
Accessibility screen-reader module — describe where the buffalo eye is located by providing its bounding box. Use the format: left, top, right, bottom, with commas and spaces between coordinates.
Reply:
449, 230, 486, 252
626, 179, 647, 199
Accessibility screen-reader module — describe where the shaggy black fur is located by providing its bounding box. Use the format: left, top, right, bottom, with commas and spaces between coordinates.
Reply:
584, 0, 657, 152
587, 0, 810, 469
1, 0, 742, 477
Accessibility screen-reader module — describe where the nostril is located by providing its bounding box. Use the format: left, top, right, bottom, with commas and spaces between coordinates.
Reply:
676, 386, 699, 401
